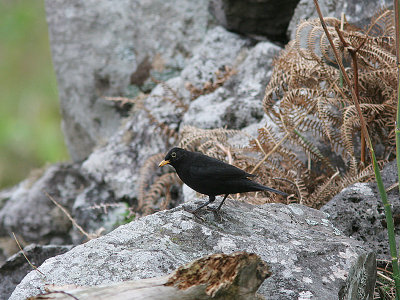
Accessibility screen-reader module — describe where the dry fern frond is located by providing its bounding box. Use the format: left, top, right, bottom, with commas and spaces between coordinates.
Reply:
292, 129, 336, 174
306, 171, 341, 207
137, 152, 184, 216
104, 94, 148, 107
142, 107, 179, 142
293, 176, 309, 205
151, 78, 189, 112
179, 125, 243, 158
137, 153, 165, 210
141, 172, 181, 215
366, 7, 395, 37
258, 8, 396, 206
250, 126, 304, 172
106, 94, 180, 143
339, 160, 386, 188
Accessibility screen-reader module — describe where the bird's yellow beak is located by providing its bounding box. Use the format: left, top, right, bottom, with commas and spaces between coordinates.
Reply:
158, 160, 170, 167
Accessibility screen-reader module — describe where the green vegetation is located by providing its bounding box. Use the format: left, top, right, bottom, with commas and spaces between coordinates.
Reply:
0, 0, 68, 188
114, 202, 136, 226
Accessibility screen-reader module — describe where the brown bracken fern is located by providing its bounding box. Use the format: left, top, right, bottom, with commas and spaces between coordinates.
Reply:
255, 8, 396, 206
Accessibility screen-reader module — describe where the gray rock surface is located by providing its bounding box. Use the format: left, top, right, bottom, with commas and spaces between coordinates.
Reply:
182, 39, 281, 129
0, 244, 72, 300
339, 252, 376, 300
45, 0, 211, 161
0, 163, 123, 246
321, 160, 400, 260
0, 164, 85, 243
288, 0, 393, 40
11, 201, 371, 300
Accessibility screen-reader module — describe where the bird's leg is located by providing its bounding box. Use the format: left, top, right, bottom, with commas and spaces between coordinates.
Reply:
205, 194, 229, 222
192, 195, 215, 213
207, 194, 229, 212
216, 194, 229, 211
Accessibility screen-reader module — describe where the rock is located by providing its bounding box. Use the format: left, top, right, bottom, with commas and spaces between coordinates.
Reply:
209, 0, 300, 42
0, 236, 19, 266
321, 160, 399, 259
11, 201, 371, 300
339, 252, 376, 300
80, 78, 182, 201
180, 26, 250, 88
45, 0, 211, 161
0, 164, 86, 244
0, 163, 123, 247
0, 244, 72, 300
182, 38, 281, 129
288, 0, 393, 40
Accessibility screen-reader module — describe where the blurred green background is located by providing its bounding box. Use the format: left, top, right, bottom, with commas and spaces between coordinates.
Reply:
0, 0, 68, 189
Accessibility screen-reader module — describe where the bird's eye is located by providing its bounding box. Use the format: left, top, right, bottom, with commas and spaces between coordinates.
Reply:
171, 152, 176, 158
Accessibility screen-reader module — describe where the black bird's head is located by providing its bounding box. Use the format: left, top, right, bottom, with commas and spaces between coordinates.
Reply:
158, 147, 187, 168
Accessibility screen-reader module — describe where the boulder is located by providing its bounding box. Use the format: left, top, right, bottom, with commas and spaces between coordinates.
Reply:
321, 160, 400, 260
0, 163, 123, 246
45, 0, 211, 161
0, 244, 72, 300
10, 200, 372, 300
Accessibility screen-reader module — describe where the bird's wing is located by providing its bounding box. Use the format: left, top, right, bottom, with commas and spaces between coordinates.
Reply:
189, 155, 254, 180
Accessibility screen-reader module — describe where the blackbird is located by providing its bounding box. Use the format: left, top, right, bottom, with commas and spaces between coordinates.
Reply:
159, 147, 288, 214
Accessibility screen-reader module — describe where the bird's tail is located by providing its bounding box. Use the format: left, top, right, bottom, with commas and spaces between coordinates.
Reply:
259, 185, 288, 197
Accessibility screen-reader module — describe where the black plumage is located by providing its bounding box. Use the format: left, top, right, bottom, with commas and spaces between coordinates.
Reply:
159, 147, 287, 213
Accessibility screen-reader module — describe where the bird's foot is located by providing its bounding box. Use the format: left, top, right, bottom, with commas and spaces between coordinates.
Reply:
183, 206, 206, 222
206, 207, 223, 222
182, 205, 223, 222
192, 211, 206, 222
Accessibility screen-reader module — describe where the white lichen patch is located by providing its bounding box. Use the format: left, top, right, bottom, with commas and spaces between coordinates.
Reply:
298, 291, 314, 299
346, 182, 374, 197
333, 227, 342, 236
339, 248, 358, 260
321, 219, 330, 226
201, 227, 212, 236
322, 276, 330, 283
179, 220, 193, 230
282, 268, 293, 278
302, 276, 313, 284
213, 236, 237, 252
161, 223, 180, 234
291, 240, 302, 246
279, 206, 292, 215
147, 214, 163, 225
292, 266, 303, 273
289, 205, 304, 215
305, 219, 319, 226
331, 265, 348, 280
